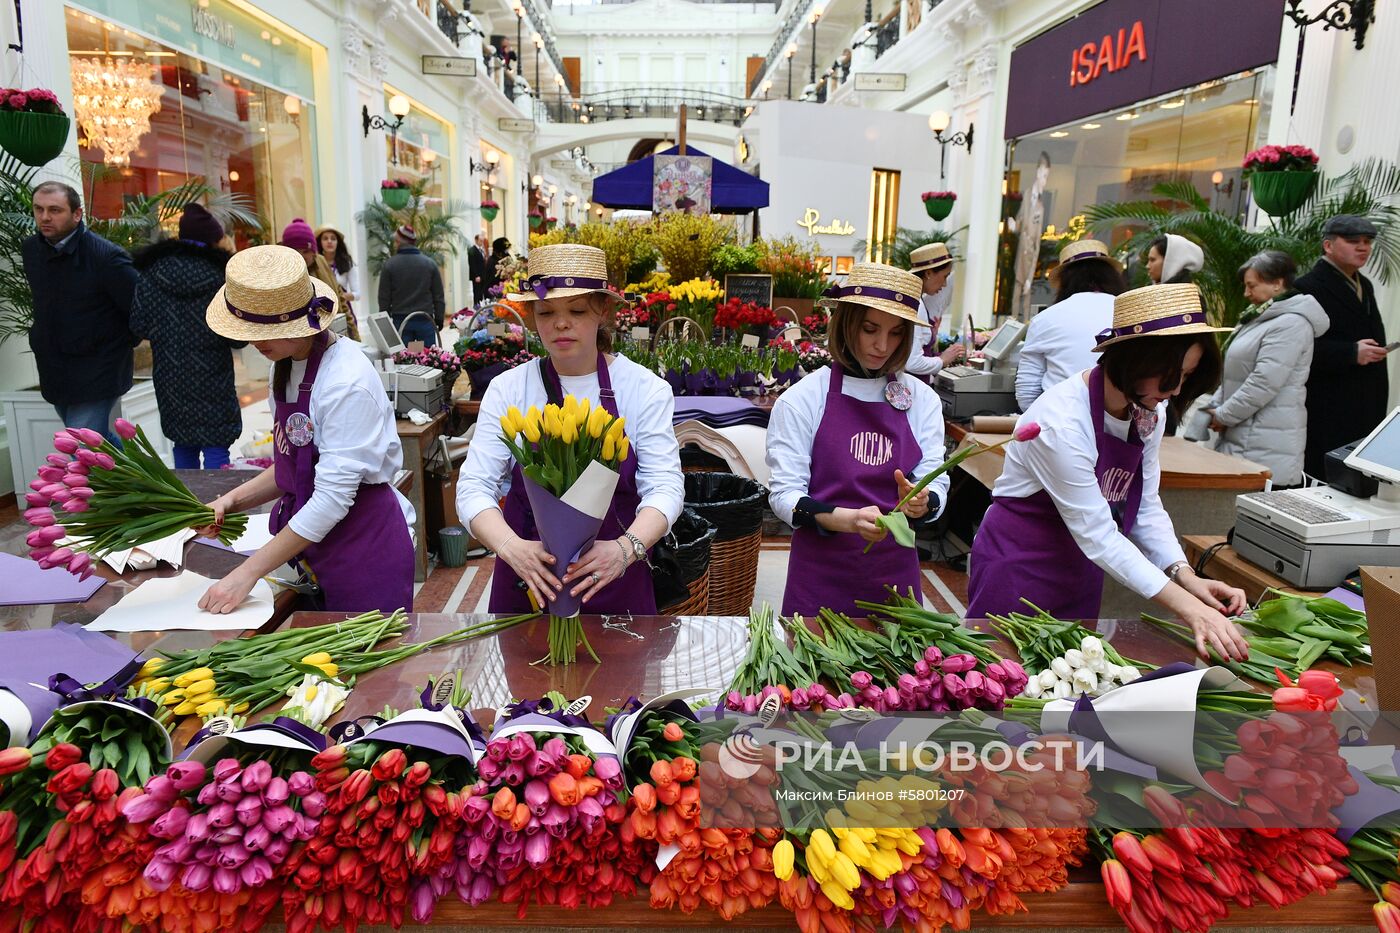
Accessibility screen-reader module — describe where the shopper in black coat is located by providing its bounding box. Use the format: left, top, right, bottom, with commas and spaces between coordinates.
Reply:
482, 236, 512, 297
129, 205, 244, 469
1296, 215, 1390, 480
22, 182, 138, 438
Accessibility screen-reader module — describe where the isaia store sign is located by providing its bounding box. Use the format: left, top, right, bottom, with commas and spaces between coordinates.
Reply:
1005, 0, 1284, 138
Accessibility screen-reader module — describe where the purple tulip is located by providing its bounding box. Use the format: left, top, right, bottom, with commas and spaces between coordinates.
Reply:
262, 804, 296, 834
63, 465, 89, 481
114, 418, 138, 441
240, 855, 273, 888
196, 783, 220, 807
235, 796, 263, 827
24, 492, 50, 508
526, 751, 555, 778
67, 486, 94, 500
263, 836, 291, 862
287, 772, 315, 797
39, 482, 66, 500
213, 759, 241, 782
63, 498, 89, 513
216, 844, 249, 869
593, 756, 623, 791
496, 838, 524, 873
540, 802, 569, 838
468, 873, 496, 905
410, 879, 436, 923
212, 865, 241, 895
208, 801, 236, 828
183, 811, 212, 844
541, 737, 569, 768
150, 806, 189, 839
301, 791, 327, 819
259, 776, 288, 807
44, 454, 69, 469
92, 451, 115, 470
462, 795, 490, 825
941, 654, 978, 674
466, 833, 492, 870
37, 466, 64, 483
923, 645, 944, 665
181, 862, 213, 892
143, 857, 179, 891
25, 528, 57, 547
215, 779, 244, 802
477, 757, 500, 782
52, 434, 79, 454
851, 671, 874, 690
64, 553, 92, 577
70, 428, 105, 449
964, 670, 986, 693
167, 760, 206, 791
212, 826, 245, 845
145, 774, 179, 802
485, 739, 508, 763
523, 780, 550, 818
478, 813, 499, 842
243, 823, 271, 852
240, 760, 272, 793
122, 792, 169, 824
500, 760, 526, 786
506, 734, 536, 761
981, 678, 1006, 705
524, 831, 551, 867
576, 795, 604, 834
943, 673, 970, 702
23, 507, 55, 527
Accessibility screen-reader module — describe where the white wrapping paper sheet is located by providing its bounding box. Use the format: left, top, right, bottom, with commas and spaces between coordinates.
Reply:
86, 572, 274, 632
559, 460, 621, 520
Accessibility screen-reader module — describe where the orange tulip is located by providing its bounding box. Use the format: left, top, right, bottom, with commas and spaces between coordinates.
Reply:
1376, 902, 1400, 933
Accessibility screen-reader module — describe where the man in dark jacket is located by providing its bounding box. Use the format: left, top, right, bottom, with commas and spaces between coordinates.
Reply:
469, 233, 487, 307
1297, 214, 1390, 479
377, 225, 444, 347
22, 181, 138, 438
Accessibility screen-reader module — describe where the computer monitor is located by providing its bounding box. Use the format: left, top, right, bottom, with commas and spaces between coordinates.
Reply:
980, 320, 1025, 363
368, 312, 405, 356
1345, 405, 1400, 486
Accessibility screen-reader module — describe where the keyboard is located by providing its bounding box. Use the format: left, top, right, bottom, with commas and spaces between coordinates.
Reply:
392, 364, 441, 381
943, 365, 983, 378
1240, 491, 1352, 526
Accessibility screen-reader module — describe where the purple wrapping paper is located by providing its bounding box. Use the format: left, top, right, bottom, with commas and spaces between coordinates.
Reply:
0, 552, 107, 605
521, 475, 606, 618
672, 396, 770, 428
1334, 766, 1400, 840
0, 625, 139, 742
357, 720, 478, 761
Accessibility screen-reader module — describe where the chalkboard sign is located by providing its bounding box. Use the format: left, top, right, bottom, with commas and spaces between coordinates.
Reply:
724, 273, 774, 309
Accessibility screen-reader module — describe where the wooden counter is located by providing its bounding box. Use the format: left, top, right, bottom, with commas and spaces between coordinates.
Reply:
271, 609, 1375, 928
396, 412, 446, 581
1183, 534, 1306, 604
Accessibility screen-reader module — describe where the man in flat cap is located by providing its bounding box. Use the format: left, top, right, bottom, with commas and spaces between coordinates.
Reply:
1296, 214, 1389, 478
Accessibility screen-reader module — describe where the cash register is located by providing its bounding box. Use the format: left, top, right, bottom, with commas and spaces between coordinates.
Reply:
1233, 405, 1400, 588
368, 313, 448, 416
935, 320, 1024, 420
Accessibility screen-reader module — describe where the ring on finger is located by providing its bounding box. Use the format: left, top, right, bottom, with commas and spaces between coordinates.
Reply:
589, 572, 601, 585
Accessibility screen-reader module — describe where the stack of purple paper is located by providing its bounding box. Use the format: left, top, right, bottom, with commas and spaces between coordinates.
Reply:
0, 551, 106, 606
672, 396, 769, 428
0, 624, 140, 742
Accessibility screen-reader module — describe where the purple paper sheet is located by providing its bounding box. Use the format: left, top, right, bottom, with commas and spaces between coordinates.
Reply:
357, 721, 477, 760
522, 476, 605, 618
1323, 586, 1365, 612
0, 552, 106, 605
0, 625, 139, 741
673, 396, 770, 428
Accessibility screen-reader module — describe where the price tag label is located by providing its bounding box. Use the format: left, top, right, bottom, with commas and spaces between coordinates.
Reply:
486, 322, 507, 337
782, 325, 802, 342
741, 334, 760, 350
431, 673, 456, 707
631, 326, 651, 342
563, 695, 592, 717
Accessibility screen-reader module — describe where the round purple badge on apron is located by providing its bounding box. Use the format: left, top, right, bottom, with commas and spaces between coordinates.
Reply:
285, 412, 314, 447
884, 381, 913, 411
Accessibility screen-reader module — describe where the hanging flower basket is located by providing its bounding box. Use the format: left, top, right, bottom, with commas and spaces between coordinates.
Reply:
921, 191, 956, 221
381, 186, 411, 210
528, 213, 544, 230
481, 203, 500, 223
0, 88, 69, 167
1249, 170, 1318, 218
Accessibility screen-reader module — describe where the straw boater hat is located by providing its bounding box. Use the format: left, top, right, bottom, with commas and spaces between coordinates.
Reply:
821, 262, 928, 326
206, 245, 339, 342
908, 242, 953, 274
1092, 283, 1232, 351
1049, 238, 1123, 284
506, 243, 623, 305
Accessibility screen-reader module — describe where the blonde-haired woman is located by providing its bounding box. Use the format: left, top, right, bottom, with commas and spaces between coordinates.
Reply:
457, 244, 683, 612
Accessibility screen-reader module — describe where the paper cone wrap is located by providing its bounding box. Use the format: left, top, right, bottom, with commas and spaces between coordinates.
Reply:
522, 461, 620, 617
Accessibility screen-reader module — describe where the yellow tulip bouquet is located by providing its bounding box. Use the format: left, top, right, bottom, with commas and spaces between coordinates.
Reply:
500, 395, 632, 664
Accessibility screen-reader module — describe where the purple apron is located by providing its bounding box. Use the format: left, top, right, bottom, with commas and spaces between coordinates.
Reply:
269, 332, 415, 613
965, 366, 1145, 620
782, 367, 923, 617
913, 300, 942, 387
488, 353, 657, 614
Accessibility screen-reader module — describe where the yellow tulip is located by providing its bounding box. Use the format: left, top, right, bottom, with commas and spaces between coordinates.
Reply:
499, 413, 518, 439
147, 678, 170, 694
808, 829, 837, 865
305, 684, 319, 702
139, 658, 165, 677
772, 839, 795, 881
616, 436, 630, 461
172, 701, 198, 717
587, 406, 610, 439
231, 702, 249, 714
602, 433, 615, 461
316, 663, 339, 679
301, 652, 332, 666
543, 408, 563, 438
838, 833, 872, 867
561, 396, 577, 425
182, 679, 216, 698
819, 879, 855, 910
574, 397, 590, 429
606, 417, 627, 444
195, 699, 226, 717
829, 852, 861, 891
560, 416, 578, 445
161, 690, 185, 707
522, 407, 542, 443
174, 667, 213, 688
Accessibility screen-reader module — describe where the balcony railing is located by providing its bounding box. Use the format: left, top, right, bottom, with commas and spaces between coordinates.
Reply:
873, 14, 900, 57
540, 87, 750, 125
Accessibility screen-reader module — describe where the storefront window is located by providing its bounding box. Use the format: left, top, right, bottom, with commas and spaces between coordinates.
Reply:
997, 69, 1271, 317
64, 4, 318, 247
385, 90, 458, 305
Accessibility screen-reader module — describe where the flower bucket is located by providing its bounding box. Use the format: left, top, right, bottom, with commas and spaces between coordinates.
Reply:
0, 111, 69, 167
481, 206, 499, 223
1249, 170, 1317, 217
381, 187, 410, 210
924, 197, 955, 221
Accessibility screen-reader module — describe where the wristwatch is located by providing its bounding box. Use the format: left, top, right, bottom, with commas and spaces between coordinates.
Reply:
622, 531, 648, 566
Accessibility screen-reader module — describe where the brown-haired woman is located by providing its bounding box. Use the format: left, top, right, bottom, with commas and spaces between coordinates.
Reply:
766, 263, 948, 616
967, 283, 1249, 662
456, 244, 683, 613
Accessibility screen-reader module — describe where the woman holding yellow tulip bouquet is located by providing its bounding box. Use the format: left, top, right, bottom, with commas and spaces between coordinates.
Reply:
457, 244, 683, 612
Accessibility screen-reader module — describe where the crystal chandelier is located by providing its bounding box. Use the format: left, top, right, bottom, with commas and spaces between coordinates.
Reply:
69, 57, 164, 166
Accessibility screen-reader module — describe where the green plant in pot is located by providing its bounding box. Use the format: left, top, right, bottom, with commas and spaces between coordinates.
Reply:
1244, 145, 1319, 218
480, 199, 500, 223
0, 87, 69, 167
380, 178, 411, 210
922, 190, 956, 221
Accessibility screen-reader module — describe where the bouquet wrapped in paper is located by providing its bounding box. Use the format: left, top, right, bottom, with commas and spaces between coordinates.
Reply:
499, 396, 631, 664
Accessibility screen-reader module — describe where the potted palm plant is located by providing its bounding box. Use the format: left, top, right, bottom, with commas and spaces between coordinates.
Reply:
0, 87, 69, 167
1244, 145, 1319, 218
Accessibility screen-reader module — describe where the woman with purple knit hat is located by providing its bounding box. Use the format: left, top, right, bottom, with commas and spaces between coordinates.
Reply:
282, 218, 360, 341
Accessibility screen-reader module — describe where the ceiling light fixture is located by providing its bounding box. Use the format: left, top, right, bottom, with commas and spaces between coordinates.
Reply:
70, 57, 164, 166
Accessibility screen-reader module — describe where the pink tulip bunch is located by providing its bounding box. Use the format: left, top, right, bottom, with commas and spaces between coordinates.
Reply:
848, 650, 1030, 713
22, 425, 131, 577
725, 684, 858, 714
122, 757, 325, 897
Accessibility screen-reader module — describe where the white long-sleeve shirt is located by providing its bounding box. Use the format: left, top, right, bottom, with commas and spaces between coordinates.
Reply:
766, 367, 949, 527
1015, 292, 1114, 411
456, 355, 684, 528
278, 337, 415, 543
904, 283, 954, 379
993, 374, 1185, 600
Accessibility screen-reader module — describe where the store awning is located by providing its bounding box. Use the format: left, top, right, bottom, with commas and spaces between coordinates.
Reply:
589, 146, 768, 214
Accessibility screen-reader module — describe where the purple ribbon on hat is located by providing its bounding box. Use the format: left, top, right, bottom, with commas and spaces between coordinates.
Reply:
821, 282, 920, 311
1095, 311, 1204, 344
226, 293, 335, 330
525, 274, 610, 299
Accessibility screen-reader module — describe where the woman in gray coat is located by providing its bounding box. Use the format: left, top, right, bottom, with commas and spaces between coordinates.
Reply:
1206, 251, 1329, 487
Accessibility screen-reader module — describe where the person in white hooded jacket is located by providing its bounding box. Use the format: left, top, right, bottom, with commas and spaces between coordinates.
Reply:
1204, 250, 1329, 487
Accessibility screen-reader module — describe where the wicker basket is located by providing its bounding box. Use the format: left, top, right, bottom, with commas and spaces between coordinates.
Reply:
683, 473, 767, 615
659, 569, 710, 616
705, 530, 762, 615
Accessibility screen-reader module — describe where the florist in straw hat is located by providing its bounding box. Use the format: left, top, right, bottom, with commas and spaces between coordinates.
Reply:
904, 242, 963, 383
457, 243, 682, 613
968, 282, 1249, 663
766, 262, 949, 617
197, 245, 414, 616
1016, 237, 1128, 411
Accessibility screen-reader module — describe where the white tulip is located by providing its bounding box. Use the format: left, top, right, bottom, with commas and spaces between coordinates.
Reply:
1053, 680, 1072, 700
1050, 657, 1073, 680
1089, 656, 1108, 674
1099, 666, 1118, 685
1022, 679, 1043, 699
1071, 668, 1099, 695
1064, 649, 1087, 669
1038, 669, 1059, 690
1118, 665, 1142, 684
1081, 636, 1105, 661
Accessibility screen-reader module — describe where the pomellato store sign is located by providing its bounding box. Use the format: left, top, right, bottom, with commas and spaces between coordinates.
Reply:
1005, 0, 1284, 138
